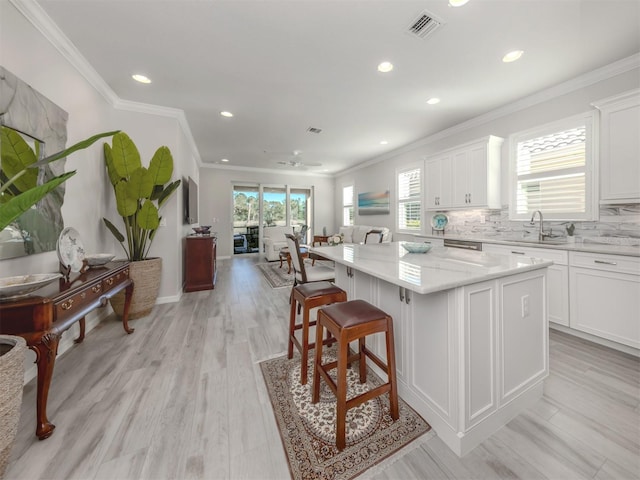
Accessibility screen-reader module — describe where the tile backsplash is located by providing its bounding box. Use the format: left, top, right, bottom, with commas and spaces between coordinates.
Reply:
435, 204, 640, 246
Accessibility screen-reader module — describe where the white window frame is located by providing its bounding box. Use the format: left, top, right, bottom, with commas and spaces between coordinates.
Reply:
342, 184, 354, 226
397, 163, 422, 232
508, 111, 599, 221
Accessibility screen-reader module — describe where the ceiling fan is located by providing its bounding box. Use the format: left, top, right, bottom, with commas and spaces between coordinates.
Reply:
267, 150, 322, 169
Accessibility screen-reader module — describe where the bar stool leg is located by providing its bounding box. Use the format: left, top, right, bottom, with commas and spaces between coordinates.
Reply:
287, 294, 297, 359
385, 318, 399, 420
358, 337, 367, 383
311, 316, 324, 404
336, 331, 349, 450
300, 304, 311, 384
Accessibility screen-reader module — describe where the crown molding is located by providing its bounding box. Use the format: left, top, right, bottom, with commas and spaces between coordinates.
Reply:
336, 53, 640, 177
10, 0, 202, 165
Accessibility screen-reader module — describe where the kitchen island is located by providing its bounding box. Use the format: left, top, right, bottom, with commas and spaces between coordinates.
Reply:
309, 241, 552, 456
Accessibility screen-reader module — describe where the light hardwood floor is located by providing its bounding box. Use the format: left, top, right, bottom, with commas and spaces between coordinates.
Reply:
6, 254, 640, 480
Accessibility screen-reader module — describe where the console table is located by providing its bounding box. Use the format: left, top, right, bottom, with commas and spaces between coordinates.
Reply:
0, 261, 134, 440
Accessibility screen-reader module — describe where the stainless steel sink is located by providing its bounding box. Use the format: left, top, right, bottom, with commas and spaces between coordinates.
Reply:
502, 238, 568, 246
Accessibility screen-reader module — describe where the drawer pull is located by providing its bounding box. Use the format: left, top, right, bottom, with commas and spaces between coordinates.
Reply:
61, 299, 74, 310
511, 251, 525, 255
92, 285, 102, 293
594, 260, 617, 266
106, 278, 114, 286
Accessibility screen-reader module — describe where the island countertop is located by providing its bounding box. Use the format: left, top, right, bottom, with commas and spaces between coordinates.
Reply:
310, 241, 552, 295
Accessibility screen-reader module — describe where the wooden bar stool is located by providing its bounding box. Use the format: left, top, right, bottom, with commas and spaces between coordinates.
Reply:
312, 299, 399, 450
288, 281, 347, 385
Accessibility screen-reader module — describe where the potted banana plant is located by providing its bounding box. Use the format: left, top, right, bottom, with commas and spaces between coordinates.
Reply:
103, 131, 180, 319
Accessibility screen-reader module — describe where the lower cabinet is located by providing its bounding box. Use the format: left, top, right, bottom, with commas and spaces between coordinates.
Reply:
184, 235, 217, 292
482, 244, 569, 326
569, 251, 640, 349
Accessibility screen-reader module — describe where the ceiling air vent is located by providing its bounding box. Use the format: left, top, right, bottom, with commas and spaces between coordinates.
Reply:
407, 10, 444, 39
307, 127, 322, 134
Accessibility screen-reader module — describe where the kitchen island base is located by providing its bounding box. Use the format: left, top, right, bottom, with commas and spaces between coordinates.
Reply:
330, 255, 549, 457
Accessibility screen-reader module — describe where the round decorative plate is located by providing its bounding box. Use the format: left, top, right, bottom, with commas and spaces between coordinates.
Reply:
431, 213, 448, 231
56, 227, 85, 272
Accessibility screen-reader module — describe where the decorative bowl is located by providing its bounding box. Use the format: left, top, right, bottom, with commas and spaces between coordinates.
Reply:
0, 273, 62, 301
192, 226, 211, 234
84, 253, 116, 266
401, 242, 433, 254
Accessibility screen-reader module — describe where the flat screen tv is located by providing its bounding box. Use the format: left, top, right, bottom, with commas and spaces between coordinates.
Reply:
186, 176, 198, 224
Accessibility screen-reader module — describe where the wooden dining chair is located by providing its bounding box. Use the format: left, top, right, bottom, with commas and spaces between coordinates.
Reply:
285, 234, 335, 286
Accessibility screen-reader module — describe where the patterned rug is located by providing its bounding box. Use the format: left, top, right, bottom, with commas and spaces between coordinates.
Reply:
260, 347, 432, 480
256, 261, 294, 288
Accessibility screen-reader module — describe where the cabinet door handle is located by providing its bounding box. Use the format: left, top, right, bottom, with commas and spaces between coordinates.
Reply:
61, 299, 74, 310
511, 251, 526, 255
594, 260, 617, 265
405, 290, 411, 305
399, 286, 405, 303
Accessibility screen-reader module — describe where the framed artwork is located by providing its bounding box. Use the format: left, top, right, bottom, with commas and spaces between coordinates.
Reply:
358, 190, 390, 215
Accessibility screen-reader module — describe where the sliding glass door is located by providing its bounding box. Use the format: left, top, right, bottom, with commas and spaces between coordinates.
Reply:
232, 183, 313, 254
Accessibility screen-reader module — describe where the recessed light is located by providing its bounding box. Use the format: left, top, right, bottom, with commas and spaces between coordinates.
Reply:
221, 158, 229, 162
502, 50, 524, 63
377, 61, 394, 73
132, 74, 151, 84
220, 111, 234, 117
449, 0, 470, 6
380, 140, 389, 145
426, 97, 441, 105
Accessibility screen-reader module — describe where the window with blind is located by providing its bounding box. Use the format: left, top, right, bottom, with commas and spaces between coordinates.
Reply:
397, 165, 422, 231
342, 184, 354, 226
509, 112, 598, 221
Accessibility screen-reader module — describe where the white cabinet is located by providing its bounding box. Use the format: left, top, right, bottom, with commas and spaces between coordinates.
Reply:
482, 244, 569, 326
425, 136, 503, 210
425, 153, 452, 209
593, 89, 640, 204
569, 251, 640, 349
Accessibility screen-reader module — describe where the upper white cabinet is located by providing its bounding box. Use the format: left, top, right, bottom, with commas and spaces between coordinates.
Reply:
425, 136, 503, 210
593, 89, 640, 204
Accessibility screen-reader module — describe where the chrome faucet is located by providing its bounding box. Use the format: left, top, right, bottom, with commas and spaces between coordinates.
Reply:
531, 210, 551, 241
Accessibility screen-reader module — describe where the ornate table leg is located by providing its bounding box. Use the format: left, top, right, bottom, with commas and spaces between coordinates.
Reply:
74, 317, 86, 343
31, 333, 61, 440
286, 255, 292, 274
121, 281, 135, 334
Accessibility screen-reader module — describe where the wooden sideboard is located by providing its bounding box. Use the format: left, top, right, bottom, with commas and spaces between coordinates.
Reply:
184, 235, 217, 292
0, 261, 134, 439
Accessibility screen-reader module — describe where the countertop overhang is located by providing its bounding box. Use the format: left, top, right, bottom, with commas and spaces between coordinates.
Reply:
310, 242, 552, 295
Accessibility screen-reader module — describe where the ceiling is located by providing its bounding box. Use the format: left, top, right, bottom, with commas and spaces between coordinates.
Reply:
35, 0, 640, 175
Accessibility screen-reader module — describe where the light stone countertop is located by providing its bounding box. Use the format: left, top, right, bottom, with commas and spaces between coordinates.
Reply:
310, 241, 552, 295
414, 233, 640, 257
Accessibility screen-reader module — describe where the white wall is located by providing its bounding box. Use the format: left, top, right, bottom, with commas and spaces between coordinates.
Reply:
199, 167, 335, 258
334, 61, 640, 239
1, 2, 198, 300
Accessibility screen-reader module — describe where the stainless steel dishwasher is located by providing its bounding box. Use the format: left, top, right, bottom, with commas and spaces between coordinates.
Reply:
443, 238, 483, 251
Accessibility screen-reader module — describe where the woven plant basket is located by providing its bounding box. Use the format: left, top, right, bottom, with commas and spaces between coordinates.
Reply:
110, 257, 162, 320
0, 335, 26, 478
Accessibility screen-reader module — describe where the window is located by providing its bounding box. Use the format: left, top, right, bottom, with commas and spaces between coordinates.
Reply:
342, 184, 354, 226
397, 165, 422, 231
509, 112, 597, 220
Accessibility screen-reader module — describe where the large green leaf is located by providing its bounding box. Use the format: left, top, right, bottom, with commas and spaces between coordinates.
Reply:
156, 179, 181, 208
137, 199, 159, 230
115, 180, 137, 217
103, 143, 122, 186
127, 167, 153, 200
110, 132, 141, 179
31, 130, 120, 167
148, 146, 173, 185
0, 171, 76, 230
1, 126, 38, 192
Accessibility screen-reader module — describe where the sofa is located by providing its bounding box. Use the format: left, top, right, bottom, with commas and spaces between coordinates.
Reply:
263, 225, 294, 261
338, 225, 392, 244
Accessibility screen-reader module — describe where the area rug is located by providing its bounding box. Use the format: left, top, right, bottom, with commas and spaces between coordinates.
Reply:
260, 347, 432, 480
256, 261, 294, 288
